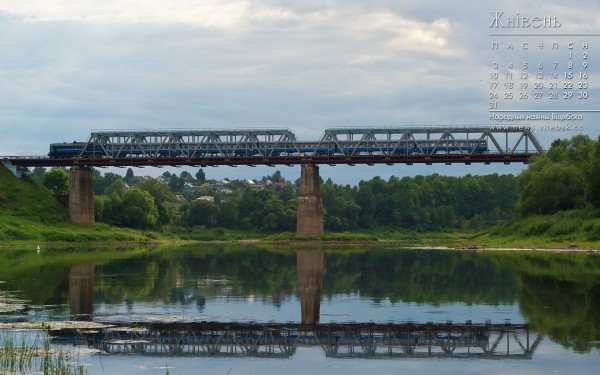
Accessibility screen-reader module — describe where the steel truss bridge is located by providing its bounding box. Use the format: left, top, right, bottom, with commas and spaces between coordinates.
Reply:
51, 321, 541, 360
3, 126, 544, 167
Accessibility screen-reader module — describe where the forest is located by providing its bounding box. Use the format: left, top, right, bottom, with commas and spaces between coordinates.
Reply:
33, 167, 518, 233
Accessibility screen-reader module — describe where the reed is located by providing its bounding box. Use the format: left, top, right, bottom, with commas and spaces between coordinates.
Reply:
0, 331, 88, 375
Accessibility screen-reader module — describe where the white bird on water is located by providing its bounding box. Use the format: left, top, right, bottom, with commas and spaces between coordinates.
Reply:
36, 245, 40, 253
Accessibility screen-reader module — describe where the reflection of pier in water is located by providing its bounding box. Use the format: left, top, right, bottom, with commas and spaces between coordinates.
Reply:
297, 251, 323, 325
69, 264, 94, 321
52, 321, 541, 360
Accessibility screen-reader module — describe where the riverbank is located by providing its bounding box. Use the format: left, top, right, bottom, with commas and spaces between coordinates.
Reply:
2, 226, 599, 251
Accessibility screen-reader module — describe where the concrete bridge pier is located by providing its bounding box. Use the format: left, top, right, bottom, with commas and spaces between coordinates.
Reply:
0, 160, 27, 178
69, 166, 95, 225
296, 164, 324, 236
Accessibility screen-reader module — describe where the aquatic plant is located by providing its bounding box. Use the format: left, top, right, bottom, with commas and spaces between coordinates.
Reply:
0, 331, 88, 375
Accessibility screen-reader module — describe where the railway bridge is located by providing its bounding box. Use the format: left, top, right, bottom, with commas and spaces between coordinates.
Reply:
1, 126, 543, 236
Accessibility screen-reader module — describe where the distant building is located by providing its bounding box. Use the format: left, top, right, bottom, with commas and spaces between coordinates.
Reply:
133, 176, 149, 183
216, 186, 233, 194
173, 194, 187, 212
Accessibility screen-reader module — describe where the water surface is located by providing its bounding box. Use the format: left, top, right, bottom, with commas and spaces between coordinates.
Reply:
0, 245, 598, 374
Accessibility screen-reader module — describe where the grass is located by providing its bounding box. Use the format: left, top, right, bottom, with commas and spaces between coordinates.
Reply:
0, 167, 68, 224
0, 164, 162, 244
0, 331, 88, 375
476, 207, 600, 248
264, 231, 378, 242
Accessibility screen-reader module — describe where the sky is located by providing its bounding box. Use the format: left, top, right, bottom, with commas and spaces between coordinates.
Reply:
1, 0, 599, 184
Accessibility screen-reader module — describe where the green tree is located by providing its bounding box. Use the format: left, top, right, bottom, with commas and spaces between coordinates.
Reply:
119, 188, 159, 229
169, 174, 185, 192
136, 179, 174, 225
356, 181, 375, 228
94, 195, 107, 222
278, 184, 295, 202
217, 201, 239, 228
94, 172, 122, 195
183, 200, 218, 227
105, 178, 127, 198
195, 168, 206, 183
43, 168, 69, 194
516, 136, 596, 216
31, 167, 46, 182
518, 162, 585, 215
125, 168, 135, 185
263, 170, 285, 183
587, 137, 600, 206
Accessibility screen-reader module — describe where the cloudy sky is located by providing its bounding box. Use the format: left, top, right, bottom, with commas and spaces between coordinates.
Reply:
1, 0, 599, 183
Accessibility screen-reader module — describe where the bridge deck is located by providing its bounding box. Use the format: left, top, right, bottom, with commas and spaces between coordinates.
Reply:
4, 152, 535, 167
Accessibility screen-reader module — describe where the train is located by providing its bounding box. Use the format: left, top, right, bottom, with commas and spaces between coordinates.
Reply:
48, 139, 488, 158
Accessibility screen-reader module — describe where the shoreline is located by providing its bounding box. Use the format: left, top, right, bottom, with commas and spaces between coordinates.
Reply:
1, 238, 599, 252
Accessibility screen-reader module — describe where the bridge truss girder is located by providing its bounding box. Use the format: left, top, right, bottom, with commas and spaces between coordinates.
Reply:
78, 126, 543, 160
318, 127, 544, 157
80, 128, 299, 158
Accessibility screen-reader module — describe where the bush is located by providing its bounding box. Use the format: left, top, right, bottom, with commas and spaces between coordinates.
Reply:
547, 219, 582, 237
522, 218, 553, 236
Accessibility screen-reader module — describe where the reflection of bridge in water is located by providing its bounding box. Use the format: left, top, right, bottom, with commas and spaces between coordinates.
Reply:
52, 321, 541, 360
62, 251, 542, 359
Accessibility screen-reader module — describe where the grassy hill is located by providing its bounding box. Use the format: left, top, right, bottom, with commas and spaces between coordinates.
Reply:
0, 165, 150, 243
472, 207, 600, 248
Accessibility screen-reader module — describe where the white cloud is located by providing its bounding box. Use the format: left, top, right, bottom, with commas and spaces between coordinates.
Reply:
349, 12, 454, 56
0, 0, 251, 28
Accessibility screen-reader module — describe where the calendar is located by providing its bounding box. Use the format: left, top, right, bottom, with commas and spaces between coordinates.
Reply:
487, 12, 598, 125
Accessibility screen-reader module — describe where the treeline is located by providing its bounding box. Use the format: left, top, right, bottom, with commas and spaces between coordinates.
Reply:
488, 134, 600, 242
32, 166, 520, 232
322, 174, 517, 231
517, 134, 600, 215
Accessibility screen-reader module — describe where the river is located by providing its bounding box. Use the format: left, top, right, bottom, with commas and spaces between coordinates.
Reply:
0, 244, 598, 374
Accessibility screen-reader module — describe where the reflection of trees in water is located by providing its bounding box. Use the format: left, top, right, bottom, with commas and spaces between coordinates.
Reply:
518, 276, 600, 353
489, 252, 600, 353
91, 248, 519, 307
322, 250, 518, 305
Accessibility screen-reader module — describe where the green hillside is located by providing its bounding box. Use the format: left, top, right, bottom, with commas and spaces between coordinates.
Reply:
0, 164, 68, 223
0, 165, 149, 243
